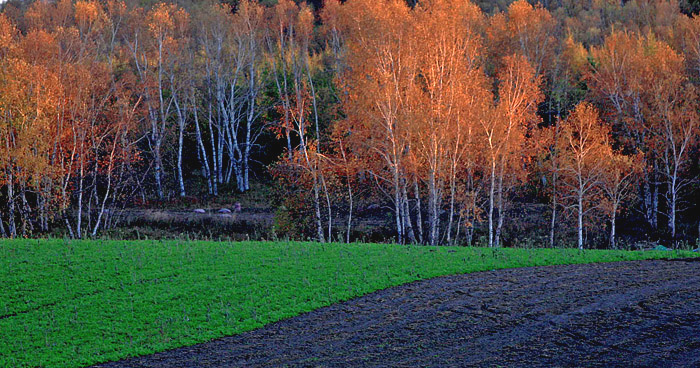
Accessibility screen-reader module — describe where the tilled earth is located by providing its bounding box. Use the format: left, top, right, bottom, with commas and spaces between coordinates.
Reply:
97, 259, 700, 367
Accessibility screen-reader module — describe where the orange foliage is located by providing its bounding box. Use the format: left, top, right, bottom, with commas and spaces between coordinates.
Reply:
556, 103, 611, 248
488, 0, 557, 76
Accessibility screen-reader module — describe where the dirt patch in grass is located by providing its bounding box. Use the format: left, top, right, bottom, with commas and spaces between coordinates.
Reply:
96, 259, 700, 367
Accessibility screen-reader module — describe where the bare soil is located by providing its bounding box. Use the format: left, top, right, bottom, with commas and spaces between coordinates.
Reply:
96, 259, 700, 367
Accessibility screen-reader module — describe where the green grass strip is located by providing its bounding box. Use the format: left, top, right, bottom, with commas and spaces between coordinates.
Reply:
0, 239, 696, 367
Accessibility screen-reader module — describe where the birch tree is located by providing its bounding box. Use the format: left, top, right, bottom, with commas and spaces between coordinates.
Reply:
557, 103, 610, 250
412, 0, 486, 245
481, 55, 542, 247
339, 0, 416, 244
600, 151, 642, 249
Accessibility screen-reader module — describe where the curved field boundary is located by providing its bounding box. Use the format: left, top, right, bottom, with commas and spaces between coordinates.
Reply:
0, 239, 697, 367
97, 260, 700, 367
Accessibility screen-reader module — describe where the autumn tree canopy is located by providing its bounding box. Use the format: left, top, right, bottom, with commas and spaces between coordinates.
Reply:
1, 0, 699, 248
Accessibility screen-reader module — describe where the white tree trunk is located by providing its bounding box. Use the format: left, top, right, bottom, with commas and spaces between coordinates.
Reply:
92, 137, 120, 237
428, 168, 439, 246
175, 105, 186, 198
153, 138, 164, 199
578, 193, 584, 250
76, 154, 85, 239
402, 180, 416, 244
207, 102, 219, 196
0, 210, 6, 237
393, 165, 403, 244
488, 158, 496, 247
610, 209, 617, 249
446, 163, 457, 245
495, 160, 505, 248
345, 173, 353, 244
7, 169, 16, 238
193, 105, 213, 195
669, 172, 677, 240
414, 178, 424, 244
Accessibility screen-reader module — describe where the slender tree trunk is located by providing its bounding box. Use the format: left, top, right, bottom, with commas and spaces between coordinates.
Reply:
312, 172, 325, 242
243, 39, 258, 192
207, 102, 219, 196
173, 86, 187, 197
193, 105, 213, 195
218, 127, 225, 184
37, 195, 45, 234
243, 143, 251, 191
428, 168, 439, 246
266, 28, 293, 161
550, 112, 562, 248
495, 201, 505, 247
38, 182, 49, 232
154, 138, 164, 200
92, 140, 118, 237
345, 193, 352, 244
465, 193, 476, 246
346, 177, 353, 244
340, 140, 353, 243
578, 192, 584, 250
306, 65, 331, 240
0, 210, 6, 237
243, 110, 252, 191
393, 165, 403, 244
402, 179, 416, 244
610, 206, 617, 249
215, 100, 224, 184
274, 28, 294, 161
550, 168, 557, 248
76, 151, 85, 239
446, 164, 457, 245
414, 177, 424, 244
465, 169, 476, 246
86, 181, 95, 234
224, 123, 237, 185
20, 184, 33, 235
669, 172, 677, 240
495, 159, 506, 248
156, 42, 170, 199
92, 176, 112, 238
131, 39, 166, 201
299, 134, 325, 243
455, 210, 462, 246
321, 171, 333, 241
283, 110, 293, 159
6, 162, 16, 238
64, 214, 75, 239
177, 118, 186, 198
226, 105, 244, 190
488, 158, 496, 247
644, 178, 653, 228
307, 68, 321, 151
41, 187, 50, 232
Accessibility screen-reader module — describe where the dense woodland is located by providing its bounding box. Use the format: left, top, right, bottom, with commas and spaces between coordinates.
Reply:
0, 0, 699, 248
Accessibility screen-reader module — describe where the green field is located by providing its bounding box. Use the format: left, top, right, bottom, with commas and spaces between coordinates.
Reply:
1, 239, 696, 367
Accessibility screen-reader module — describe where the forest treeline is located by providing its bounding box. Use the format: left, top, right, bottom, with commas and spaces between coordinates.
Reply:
0, 0, 699, 248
